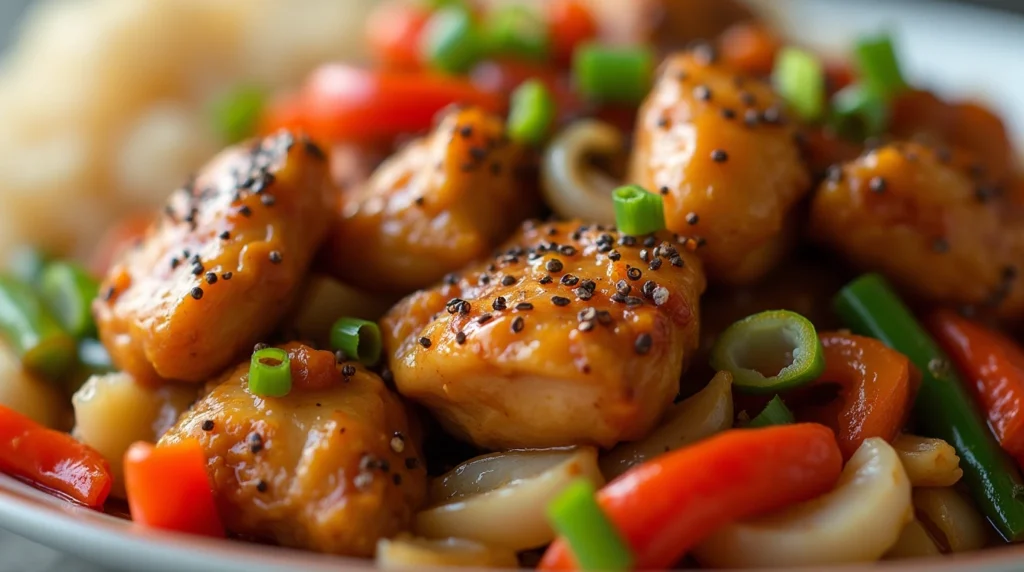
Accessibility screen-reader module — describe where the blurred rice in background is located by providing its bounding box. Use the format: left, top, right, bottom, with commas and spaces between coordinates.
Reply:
0, 0, 375, 265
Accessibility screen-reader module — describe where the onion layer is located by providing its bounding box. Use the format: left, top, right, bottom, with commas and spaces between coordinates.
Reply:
541, 119, 623, 224
914, 487, 988, 553
376, 534, 518, 569
893, 433, 963, 487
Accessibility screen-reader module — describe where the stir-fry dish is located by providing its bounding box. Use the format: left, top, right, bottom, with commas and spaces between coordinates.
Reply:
4, 0, 1024, 569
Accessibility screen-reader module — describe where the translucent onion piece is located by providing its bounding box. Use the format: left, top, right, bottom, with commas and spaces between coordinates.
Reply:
884, 519, 942, 560
376, 534, 518, 569
541, 119, 622, 224
694, 437, 912, 567
913, 487, 988, 553
415, 447, 604, 550
0, 340, 68, 429
288, 274, 395, 344
893, 433, 963, 488
600, 371, 733, 479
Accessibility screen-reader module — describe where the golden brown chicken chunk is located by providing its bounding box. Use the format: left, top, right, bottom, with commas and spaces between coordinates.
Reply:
381, 221, 706, 450
324, 106, 540, 294
628, 50, 811, 284
810, 142, 1024, 320
94, 132, 333, 384
160, 342, 426, 557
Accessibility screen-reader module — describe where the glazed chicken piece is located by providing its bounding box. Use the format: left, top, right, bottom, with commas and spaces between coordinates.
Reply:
160, 342, 426, 557
94, 132, 333, 384
381, 220, 706, 450
628, 50, 812, 284
810, 142, 1024, 320
324, 106, 540, 294
585, 0, 755, 53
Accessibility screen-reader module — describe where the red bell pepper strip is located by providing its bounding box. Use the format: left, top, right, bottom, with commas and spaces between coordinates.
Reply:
0, 404, 112, 508
123, 440, 224, 538
799, 332, 921, 459
929, 310, 1024, 461
547, 0, 598, 66
262, 64, 504, 145
719, 22, 782, 77
539, 423, 843, 570
366, 1, 431, 71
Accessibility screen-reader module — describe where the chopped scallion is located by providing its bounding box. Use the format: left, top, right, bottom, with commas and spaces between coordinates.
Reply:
421, 6, 482, 75
772, 47, 826, 121
612, 185, 665, 237
547, 479, 634, 572
8, 247, 51, 287
210, 86, 266, 144
508, 79, 556, 145
40, 262, 100, 339
330, 317, 383, 366
0, 275, 76, 381
483, 5, 549, 62
248, 347, 292, 397
854, 33, 907, 99
830, 84, 888, 140
748, 395, 795, 428
573, 43, 654, 104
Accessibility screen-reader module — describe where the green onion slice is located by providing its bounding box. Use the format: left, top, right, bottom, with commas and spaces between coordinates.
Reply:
612, 185, 665, 237
249, 347, 292, 397
854, 32, 907, 99
421, 5, 483, 75
330, 317, 383, 366
8, 247, 52, 287
210, 86, 266, 144
830, 84, 888, 140
483, 5, 549, 62
40, 262, 100, 339
772, 46, 825, 121
747, 395, 795, 428
508, 79, 556, 145
573, 43, 654, 105
547, 479, 634, 572
710, 309, 825, 395
0, 275, 77, 381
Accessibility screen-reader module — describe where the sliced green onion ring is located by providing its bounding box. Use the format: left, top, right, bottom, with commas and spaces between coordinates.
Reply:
422, 5, 482, 75
483, 5, 549, 62
248, 347, 292, 397
854, 32, 907, 99
0, 275, 77, 381
330, 317, 383, 366
830, 84, 888, 140
8, 246, 52, 287
210, 86, 266, 144
772, 47, 825, 121
747, 395, 795, 428
612, 185, 665, 237
40, 261, 100, 339
546, 479, 634, 571
710, 310, 825, 395
573, 43, 654, 104
508, 79, 556, 145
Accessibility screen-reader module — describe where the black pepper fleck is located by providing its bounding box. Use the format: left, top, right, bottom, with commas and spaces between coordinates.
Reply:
869, 176, 887, 193
501, 275, 516, 286
515, 302, 534, 311
711, 149, 729, 163
190, 286, 204, 300
511, 316, 525, 333
418, 337, 432, 348
635, 333, 653, 355
492, 296, 508, 311
201, 420, 215, 431
269, 251, 283, 264
546, 259, 564, 273
685, 212, 699, 225
551, 295, 571, 307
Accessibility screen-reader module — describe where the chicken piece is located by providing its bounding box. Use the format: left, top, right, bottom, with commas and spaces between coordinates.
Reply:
160, 342, 426, 557
628, 51, 812, 284
325, 106, 540, 294
585, 0, 755, 54
810, 142, 1024, 320
94, 132, 334, 384
381, 220, 706, 450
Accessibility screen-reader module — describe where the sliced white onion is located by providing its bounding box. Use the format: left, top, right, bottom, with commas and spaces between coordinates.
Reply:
600, 371, 733, 479
694, 437, 913, 568
376, 534, 517, 569
913, 487, 988, 553
884, 519, 942, 560
541, 119, 622, 224
892, 433, 963, 488
414, 447, 604, 551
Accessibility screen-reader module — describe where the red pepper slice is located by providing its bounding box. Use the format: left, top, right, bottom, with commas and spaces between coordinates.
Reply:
0, 404, 112, 508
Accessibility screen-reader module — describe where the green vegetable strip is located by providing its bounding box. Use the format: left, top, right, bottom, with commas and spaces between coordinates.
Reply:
330, 317, 383, 366
830, 84, 888, 140
709, 310, 825, 395
834, 273, 1024, 542
7, 247, 51, 287
748, 395, 795, 428
484, 5, 549, 62
612, 185, 665, 237
40, 262, 100, 339
0, 275, 77, 381
210, 86, 266, 144
248, 347, 292, 397
854, 33, 907, 99
772, 47, 825, 121
422, 6, 482, 75
508, 79, 556, 145
547, 479, 634, 571
573, 43, 654, 104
